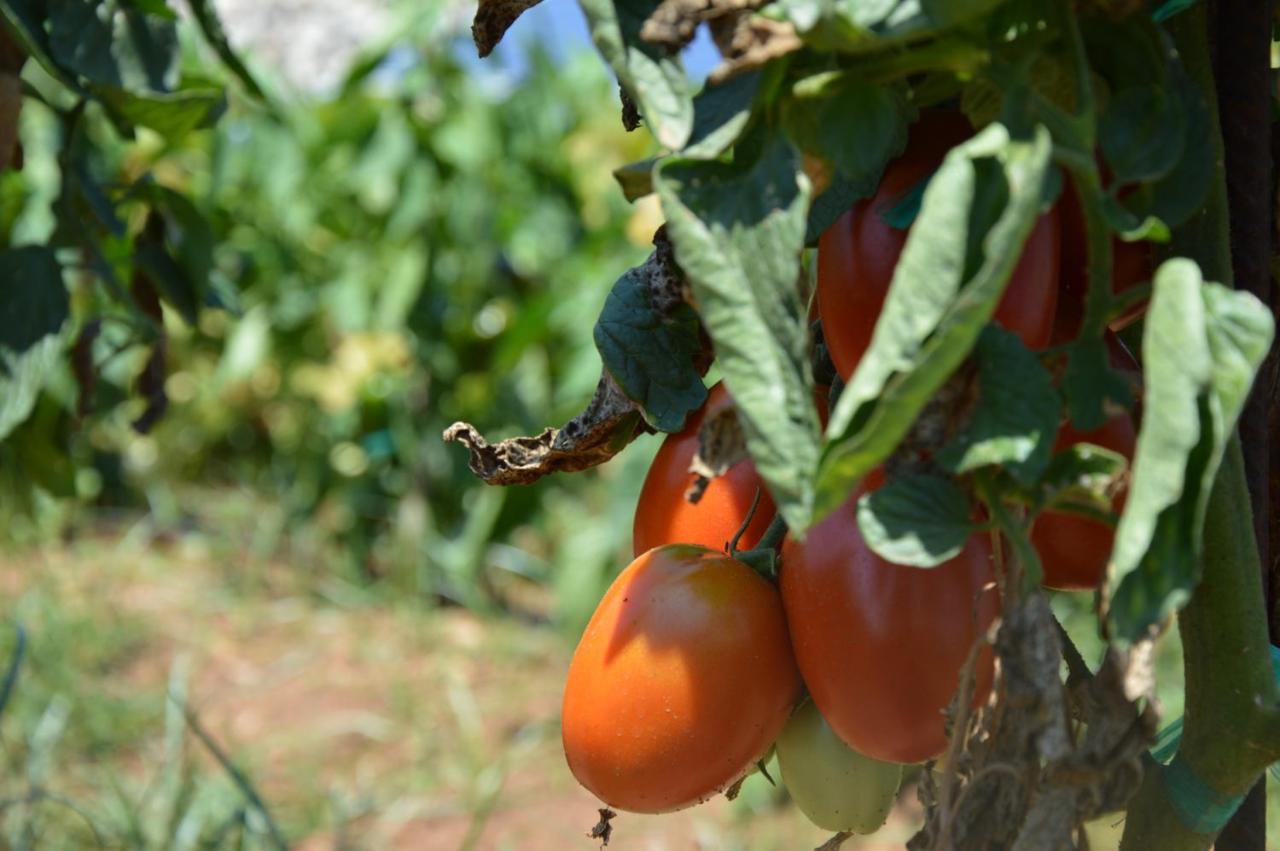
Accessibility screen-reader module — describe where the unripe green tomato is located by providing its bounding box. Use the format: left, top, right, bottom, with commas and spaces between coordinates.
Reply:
776, 699, 903, 834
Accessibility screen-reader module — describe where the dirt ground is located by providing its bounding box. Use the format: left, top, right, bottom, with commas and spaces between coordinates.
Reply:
2, 524, 926, 850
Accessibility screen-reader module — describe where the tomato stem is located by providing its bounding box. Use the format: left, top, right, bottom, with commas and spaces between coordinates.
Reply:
975, 474, 1044, 593
728, 487, 763, 558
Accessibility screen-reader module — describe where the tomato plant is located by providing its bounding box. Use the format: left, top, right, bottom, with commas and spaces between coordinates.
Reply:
447, 2, 1280, 847
816, 111, 1061, 379
775, 697, 903, 833
780, 478, 1000, 765
633, 382, 776, 555
560, 545, 801, 813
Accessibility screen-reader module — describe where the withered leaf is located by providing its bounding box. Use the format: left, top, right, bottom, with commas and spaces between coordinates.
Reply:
587, 807, 616, 847
686, 400, 748, 504
472, 0, 545, 59
444, 372, 646, 486
640, 0, 769, 52
708, 14, 802, 85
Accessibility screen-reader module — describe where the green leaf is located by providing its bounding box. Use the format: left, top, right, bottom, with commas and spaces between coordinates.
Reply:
937, 325, 1059, 483
122, 0, 178, 19
1098, 83, 1186, 185
783, 78, 912, 193
579, 0, 694, 150
684, 70, 761, 159
613, 158, 656, 202
47, 0, 179, 92
0, 246, 69, 353
185, 0, 270, 102
1124, 71, 1213, 231
655, 134, 819, 528
97, 85, 227, 141
856, 473, 973, 567
0, 0, 84, 92
1106, 260, 1275, 643
594, 266, 708, 432
804, 172, 869, 246
1039, 442, 1129, 515
779, 0, 1004, 51
813, 124, 1053, 526
134, 183, 216, 303
1061, 335, 1134, 432
0, 334, 63, 441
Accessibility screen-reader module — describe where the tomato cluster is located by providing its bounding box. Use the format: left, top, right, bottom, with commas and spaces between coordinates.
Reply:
817, 109, 1141, 592
561, 110, 1143, 829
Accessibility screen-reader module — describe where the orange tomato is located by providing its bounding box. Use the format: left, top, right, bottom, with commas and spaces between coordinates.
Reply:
632, 382, 775, 556
562, 545, 802, 812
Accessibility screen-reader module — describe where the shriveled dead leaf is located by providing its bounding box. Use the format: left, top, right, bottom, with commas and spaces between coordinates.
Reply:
686, 400, 748, 503
708, 13, 802, 85
586, 807, 616, 847
911, 589, 1159, 851
472, 0, 545, 59
640, 0, 769, 52
444, 372, 645, 485
448, 227, 708, 486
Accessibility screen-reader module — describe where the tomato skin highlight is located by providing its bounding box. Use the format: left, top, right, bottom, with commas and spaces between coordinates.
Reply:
817, 111, 1060, 380
633, 382, 776, 556
562, 545, 802, 813
780, 485, 1000, 764
776, 698, 903, 833
1032, 412, 1137, 591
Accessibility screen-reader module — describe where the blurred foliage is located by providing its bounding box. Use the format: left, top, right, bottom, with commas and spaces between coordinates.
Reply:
1, 7, 664, 632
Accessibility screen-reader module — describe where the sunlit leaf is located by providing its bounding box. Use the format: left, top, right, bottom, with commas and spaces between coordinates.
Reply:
856, 473, 973, 567
579, 0, 694, 149
1106, 260, 1275, 643
655, 134, 818, 528
813, 124, 1052, 525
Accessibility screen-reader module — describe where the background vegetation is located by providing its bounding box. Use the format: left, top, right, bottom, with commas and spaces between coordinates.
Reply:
0, 1, 1271, 849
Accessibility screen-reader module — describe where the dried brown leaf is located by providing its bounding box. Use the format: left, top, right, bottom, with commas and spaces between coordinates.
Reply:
686, 402, 748, 504
586, 808, 616, 847
640, 0, 769, 52
708, 13, 802, 85
444, 372, 645, 485
472, 0, 545, 59
911, 589, 1159, 851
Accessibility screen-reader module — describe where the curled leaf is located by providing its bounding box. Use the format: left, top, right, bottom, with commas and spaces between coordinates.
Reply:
444, 372, 645, 486
708, 14, 802, 85
687, 402, 748, 504
641, 0, 769, 51
472, 0, 545, 59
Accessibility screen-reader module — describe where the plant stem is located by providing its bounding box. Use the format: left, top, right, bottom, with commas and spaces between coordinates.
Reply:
1120, 437, 1280, 849
1119, 6, 1280, 847
1211, 0, 1275, 843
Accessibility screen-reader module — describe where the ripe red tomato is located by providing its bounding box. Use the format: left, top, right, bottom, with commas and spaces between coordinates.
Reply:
780, 477, 1001, 764
775, 698, 903, 833
1051, 181, 1153, 344
817, 111, 1061, 380
561, 545, 802, 813
633, 382, 775, 556
1031, 412, 1137, 591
